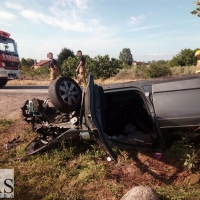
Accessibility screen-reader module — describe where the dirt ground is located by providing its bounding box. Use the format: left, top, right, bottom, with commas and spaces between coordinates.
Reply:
110, 152, 191, 188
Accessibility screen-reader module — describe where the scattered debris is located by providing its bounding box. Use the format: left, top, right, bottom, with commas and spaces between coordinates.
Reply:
154, 152, 162, 159
4, 136, 20, 150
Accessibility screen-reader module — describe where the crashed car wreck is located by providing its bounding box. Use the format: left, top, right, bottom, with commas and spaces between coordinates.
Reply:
21, 74, 200, 161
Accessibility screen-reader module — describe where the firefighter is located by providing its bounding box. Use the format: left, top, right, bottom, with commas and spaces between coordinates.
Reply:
47, 52, 59, 82
195, 50, 200, 74
76, 50, 86, 86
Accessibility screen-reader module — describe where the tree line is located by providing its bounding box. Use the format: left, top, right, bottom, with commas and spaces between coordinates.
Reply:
20, 47, 200, 79
20, 47, 133, 80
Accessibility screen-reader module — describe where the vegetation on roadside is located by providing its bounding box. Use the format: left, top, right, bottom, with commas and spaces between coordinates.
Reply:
0, 118, 200, 200
20, 65, 50, 80
168, 48, 199, 67
18, 47, 199, 84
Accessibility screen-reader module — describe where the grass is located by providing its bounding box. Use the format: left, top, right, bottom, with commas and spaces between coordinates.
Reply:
7, 79, 51, 86
0, 118, 200, 200
156, 185, 200, 200
0, 119, 13, 134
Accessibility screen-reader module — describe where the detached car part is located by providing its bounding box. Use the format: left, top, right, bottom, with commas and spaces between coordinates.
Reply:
21, 97, 91, 155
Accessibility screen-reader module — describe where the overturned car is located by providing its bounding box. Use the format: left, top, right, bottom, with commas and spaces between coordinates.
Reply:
22, 74, 200, 161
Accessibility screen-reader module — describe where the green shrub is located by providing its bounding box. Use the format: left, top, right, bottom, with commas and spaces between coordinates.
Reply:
60, 55, 122, 80
147, 63, 171, 78
21, 66, 49, 79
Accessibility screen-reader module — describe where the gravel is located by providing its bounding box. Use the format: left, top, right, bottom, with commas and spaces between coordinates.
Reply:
0, 92, 49, 119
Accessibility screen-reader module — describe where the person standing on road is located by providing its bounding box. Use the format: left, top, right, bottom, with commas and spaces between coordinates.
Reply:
76, 50, 86, 86
47, 52, 59, 82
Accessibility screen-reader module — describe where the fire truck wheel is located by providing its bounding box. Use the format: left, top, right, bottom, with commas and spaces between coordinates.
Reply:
0, 79, 7, 87
48, 76, 82, 113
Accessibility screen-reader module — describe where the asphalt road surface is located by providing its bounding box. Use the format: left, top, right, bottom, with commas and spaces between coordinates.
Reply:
0, 85, 49, 93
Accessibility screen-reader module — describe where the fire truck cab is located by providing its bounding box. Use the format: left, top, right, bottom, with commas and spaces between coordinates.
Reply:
0, 30, 20, 87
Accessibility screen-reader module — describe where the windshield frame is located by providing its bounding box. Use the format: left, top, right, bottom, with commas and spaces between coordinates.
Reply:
0, 36, 18, 56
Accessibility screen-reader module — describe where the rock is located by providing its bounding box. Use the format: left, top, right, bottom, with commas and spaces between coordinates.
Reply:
121, 186, 159, 200
184, 174, 200, 185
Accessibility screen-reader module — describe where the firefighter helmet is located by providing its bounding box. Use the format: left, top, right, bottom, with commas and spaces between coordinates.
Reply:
195, 50, 200, 57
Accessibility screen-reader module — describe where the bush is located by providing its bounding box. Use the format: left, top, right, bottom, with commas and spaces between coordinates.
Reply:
147, 63, 171, 78
170, 65, 196, 76
60, 55, 122, 80
21, 66, 50, 80
114, 68, 134, 80
134, 65, 149, 79
122, 63, 132, 69
113, 65, 149, 80
61, 56, 79, 78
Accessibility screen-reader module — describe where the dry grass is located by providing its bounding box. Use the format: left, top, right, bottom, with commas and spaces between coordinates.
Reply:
7, 79, 50, 86
6, 77, 135, 86
7, 79, 85, 87
170, 65, 196, 76
94, 77, 135, 85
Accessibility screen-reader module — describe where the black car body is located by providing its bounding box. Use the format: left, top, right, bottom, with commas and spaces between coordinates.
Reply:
22, 74, 200, 161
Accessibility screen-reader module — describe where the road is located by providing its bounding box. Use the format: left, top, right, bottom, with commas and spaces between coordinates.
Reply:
0, 85, 50, 119
0, 85, 49, 93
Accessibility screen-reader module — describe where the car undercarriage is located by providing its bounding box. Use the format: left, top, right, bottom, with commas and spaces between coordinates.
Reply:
20, 74, 200, 160
21, 87, 159, 156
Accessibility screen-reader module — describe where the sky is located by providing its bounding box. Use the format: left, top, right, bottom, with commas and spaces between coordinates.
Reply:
0, 0, 200, 62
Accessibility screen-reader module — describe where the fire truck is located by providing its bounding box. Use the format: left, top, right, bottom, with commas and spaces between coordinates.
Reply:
0, 30, 20, 87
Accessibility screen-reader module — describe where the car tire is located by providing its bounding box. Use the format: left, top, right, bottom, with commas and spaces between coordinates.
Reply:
0, 79, 7, 87
48, 76, 82, 113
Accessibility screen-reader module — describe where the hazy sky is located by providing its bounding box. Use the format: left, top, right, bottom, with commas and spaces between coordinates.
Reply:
0, 0, 199, 62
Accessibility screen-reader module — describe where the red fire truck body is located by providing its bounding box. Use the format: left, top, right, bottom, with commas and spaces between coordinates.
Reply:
0, 30, 20, 87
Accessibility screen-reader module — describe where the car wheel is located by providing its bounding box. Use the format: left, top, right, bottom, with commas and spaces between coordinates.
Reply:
0, 79, 7, 87
48, 76, 82, 113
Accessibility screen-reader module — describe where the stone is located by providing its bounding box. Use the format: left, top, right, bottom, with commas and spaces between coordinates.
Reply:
121, 186, 159, 200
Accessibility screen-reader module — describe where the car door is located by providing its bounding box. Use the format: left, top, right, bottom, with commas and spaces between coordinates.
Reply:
152, 77, 200, 128
84, 74, 117, 161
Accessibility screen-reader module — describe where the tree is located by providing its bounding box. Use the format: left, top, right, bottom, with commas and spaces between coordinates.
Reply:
26, 58, 34, 67
92, 55, 122, 79
119, 48, 133, 65
191, 0, 200, 17
60, 54, 122, 79
61, 56, 79, 77
168, 48, 197, 67
57, 47, 75, 67
20, 58, 28, 67
83, 55, 98, 78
